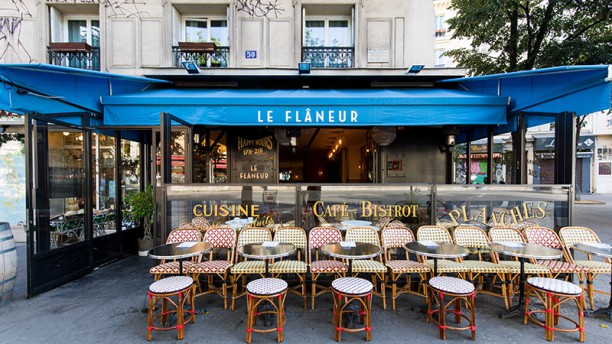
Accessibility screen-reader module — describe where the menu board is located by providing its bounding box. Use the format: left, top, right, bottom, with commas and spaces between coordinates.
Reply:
229, 129, 277, 183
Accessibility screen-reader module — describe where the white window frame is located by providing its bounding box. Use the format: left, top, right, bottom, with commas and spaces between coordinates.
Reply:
303, 15, 352, 47
63, 16, 99, 46
182, 16, 228, 45
434, 49, 446, 68
435, 15, 446, 37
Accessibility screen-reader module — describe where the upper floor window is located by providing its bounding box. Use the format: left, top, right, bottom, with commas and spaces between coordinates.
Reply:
435, 15, 446, 37
304, 18, 351, 47
434, 49, 446, 68
184, 18, 228, 46
67, 19, 100, 47
48, 6, 100, 70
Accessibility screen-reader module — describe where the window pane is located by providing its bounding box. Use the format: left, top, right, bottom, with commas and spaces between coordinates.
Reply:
328, 20, 349, 46
91, 20, 100, 47
185, 20, 208, 42
305, 21, 325, 46
92, 133, 116, 237
121, 139, 141, 230
210, 20, 228, 45
68, 20, 87, 42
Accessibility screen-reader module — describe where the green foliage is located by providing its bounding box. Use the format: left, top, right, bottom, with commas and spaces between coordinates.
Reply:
125, 184, 154, 240
0, 134, 25, 151
446, 0, 612, 75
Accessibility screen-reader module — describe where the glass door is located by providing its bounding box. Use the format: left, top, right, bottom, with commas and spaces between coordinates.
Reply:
26, 115, 93, 296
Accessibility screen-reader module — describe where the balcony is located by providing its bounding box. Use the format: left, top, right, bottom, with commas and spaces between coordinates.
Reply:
301, 47, 354, 69
173, 42, 229, 68
48, 42, 100, 71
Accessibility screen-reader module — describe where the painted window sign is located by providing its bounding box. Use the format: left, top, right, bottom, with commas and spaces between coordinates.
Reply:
245, 50, 257, 59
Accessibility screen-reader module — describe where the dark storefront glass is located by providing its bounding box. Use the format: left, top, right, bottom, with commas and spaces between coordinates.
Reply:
91, 133, 116, 237
121, 139, 141, 229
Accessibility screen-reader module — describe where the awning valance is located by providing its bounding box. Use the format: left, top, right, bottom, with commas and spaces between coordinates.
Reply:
0, 64, 169, 115
102, 88, 509, 126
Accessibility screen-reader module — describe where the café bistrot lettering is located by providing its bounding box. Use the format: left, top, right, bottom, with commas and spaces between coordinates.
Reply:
445, 201, 548, 226
313, 201, 418, 218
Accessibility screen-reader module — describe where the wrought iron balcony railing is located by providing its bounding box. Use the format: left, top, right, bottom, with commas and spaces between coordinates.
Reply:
301, 46, 354, 68
173, 43, 230, 68
48, 43, 100, 71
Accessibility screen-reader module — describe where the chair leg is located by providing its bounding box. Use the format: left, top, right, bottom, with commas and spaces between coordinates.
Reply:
587, 274, 595, 310
146, 292, 154, 341
438, 294, 447, 340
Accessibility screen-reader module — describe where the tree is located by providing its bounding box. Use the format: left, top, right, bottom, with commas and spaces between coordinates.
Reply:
446, 0, 612, 76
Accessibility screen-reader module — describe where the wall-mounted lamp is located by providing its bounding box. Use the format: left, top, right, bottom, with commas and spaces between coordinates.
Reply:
446, 134, 456, 147
406, 64, 425, 74
298, 62, 311, 75
181, 61, 201, 74
62, 131, 70, 136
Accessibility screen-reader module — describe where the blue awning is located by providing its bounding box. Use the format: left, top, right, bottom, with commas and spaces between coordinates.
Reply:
0, 64, 169, 115
102, 88, 509, 126
442, 65, 612, 122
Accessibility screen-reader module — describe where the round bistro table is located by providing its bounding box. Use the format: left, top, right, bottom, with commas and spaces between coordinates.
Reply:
237, 242, 296, 276
573, 242, 612, 319
405, 241, 469, 275
320, 242, 380, 275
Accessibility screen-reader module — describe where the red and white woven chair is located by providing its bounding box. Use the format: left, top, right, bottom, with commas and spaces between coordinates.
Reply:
191, 217, 210, 231
188, 226, 236, 309
149, 228, 203, 281
523, 226, 586, 281
308, 226, 348, 309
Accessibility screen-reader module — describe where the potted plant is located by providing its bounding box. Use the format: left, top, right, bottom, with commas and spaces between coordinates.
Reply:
125, 184, 155, 256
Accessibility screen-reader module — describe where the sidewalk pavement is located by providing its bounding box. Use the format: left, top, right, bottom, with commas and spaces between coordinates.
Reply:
1, 195, 611, 343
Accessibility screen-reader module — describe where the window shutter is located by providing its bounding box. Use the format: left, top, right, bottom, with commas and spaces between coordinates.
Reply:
172, 6, 181, 45
50, 6, 64, 42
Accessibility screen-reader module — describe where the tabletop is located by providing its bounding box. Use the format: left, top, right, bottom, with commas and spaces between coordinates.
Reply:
573, 243, 612, 259
320, 242, 381, 260
488, 242, 562, 260
405, 241, 469, 259
148, 241, 212, 260
237, 242, 296, 260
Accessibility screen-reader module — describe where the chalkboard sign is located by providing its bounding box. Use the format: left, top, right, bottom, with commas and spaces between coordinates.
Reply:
229, 129, 277, 183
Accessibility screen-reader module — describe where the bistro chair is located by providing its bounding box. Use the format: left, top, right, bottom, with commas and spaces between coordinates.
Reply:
146, 276, 196, 341
452, 226, 510, 309
191, 216, 210, 231
523, 226, 586, 281
179, 222, 197, 229
345, 226, 387, 309
416, 226, 469, 278
269, 226, 309, 308
374, 216, 392, 230
188, 226, 236, 310
149, 228, 203, 281
308, 226, 348, 309
385, 220, 406, 229
558, 226, 611, 310
524, 277, 585, 342
509, 220, 539, 234
230, 227, 272, 310
488, 226, 552, 306
380, 226, 430, 310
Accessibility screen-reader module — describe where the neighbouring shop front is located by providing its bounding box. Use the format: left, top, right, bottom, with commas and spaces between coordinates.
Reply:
0, 64, 610, 297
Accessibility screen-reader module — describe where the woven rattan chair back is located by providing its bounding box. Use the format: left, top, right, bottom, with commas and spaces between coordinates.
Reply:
559, 226, 601, 247
345, 226, 380, 246
453, 226, 489, 249
381, 226, 415, 262
416, 225, 452, 243
204, 227, 236, 249
386, 220, 406, 228
178, 222, 197, 230
191, 217, 210, 230
375, 217, 392, 230
524, 226, 562, 249
236, 227, 272, 247
308, 226, 343, 263
488, 226, 525, 243
274, 226, 307, 250
167, 228, 202, 243
508, 220, 538, 233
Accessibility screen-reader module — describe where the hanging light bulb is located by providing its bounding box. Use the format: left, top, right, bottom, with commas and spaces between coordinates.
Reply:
371, 127, 396, 146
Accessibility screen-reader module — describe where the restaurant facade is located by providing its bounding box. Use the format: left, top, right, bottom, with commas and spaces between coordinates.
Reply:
0, 1, 610, 297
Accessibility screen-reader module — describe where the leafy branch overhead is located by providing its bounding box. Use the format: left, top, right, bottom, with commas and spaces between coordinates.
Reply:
446, 0, 612, 75
236, 0, 284, 17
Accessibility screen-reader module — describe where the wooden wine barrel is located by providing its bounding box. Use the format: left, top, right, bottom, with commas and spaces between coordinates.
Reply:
0, 222, 17, 306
